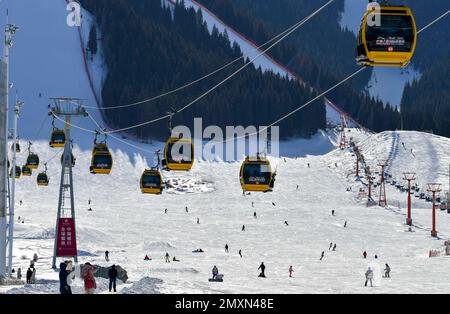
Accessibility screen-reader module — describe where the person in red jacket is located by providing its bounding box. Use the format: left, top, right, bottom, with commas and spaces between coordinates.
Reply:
82, 263, 97, 294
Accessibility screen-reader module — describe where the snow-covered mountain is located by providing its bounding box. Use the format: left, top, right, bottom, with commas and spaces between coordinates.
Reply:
1, 0, 450, 295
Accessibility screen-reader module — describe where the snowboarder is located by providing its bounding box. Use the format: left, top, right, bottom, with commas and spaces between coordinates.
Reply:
288, 266, 294, 278
225, 244, 229, 253
239, 249, 242, 258
165, 252, 170, 263
258, 262, 266, 278
59, 262, 72, 294
108, 265, 118, 293
284, 221, 289, 226
105, 250, 109, 261
26, 267, 32, 284
320, 251, 325, 261
333, 244, 336, 251
364, 267, 374, 287
82, 263, 96, 294
329, 242, 333, 250
242, 225, 245, 231
212, 266, 219, 280
363, 251, 367, 259
384, 264, 391, 278
17, 267, 21, 280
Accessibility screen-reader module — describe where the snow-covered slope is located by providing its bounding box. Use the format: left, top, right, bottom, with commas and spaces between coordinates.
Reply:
1, 129, 450, 294
339, 0, 421, 108
0, 0, 108, 148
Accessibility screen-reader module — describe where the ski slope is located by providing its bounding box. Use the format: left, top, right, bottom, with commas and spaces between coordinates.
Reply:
0, 129, 450, 294
1, 1, 450, 295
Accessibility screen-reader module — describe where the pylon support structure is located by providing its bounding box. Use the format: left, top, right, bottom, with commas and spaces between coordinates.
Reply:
50, 97, 88, 269
427, 183, 442, 238
403, 172, 416, 226
0, 21, 18, 278
339, 115, 348, 149
378, 160, 388, 207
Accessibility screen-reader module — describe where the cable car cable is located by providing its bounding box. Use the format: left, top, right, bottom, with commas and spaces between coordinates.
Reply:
81, 1, 335, 111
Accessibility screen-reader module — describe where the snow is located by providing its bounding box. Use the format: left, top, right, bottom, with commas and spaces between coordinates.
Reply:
339, 0, 421, 108
0, 128, 450, 294
1, 0, 450, 295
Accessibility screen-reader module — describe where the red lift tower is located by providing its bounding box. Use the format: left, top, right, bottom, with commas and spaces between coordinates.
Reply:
339, 115, 348, 150
427, 183, 442, 238
378, 160, 388, 207
403, 172, 416, 226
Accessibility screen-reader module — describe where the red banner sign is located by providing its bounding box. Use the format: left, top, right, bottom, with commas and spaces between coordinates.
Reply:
56, 218, 77, 257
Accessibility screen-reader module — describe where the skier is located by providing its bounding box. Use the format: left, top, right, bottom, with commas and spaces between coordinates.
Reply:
284, 221, 289, 226
329, 242, 333, 250
185, 206, 189, 213
239, 249, 242, 258
307, 163, 310, 168
88, 207, 92, 212
258, 262, 266, 278
344, 220, 347, 228
333, 244, 336, 251
252, 202, 254, 208
31, 267, 36, 284
253, 212, 257, 218
165, 252, 170, 263
173, 256, 180, 262
374, 254, 378, 259
296, 185, 299, 190
197, 218, 200, 224
26, 267, 32, 284
363, 251, 367, 259
105, 250, 109, 261
17, 267, 21, 280
165, 208, 168, 214
272, 202, 276, 206
33, 253, 38, 262
320, 251, 325, 261
20, 200, 22, 206
225, 244, 229, 253
288, 266, 294, 278
242, 225, 245, 231
364, 267, 374, 287
144, 255, 151, 261
18, 216, 20, 222
88, 199, 91, 205
82, 263, 96, 294
331, 210, 335, 216
212, 265, 219, 279
384, 264, 391, 278
59, 262, 72, 294
108, 265, 118, 293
